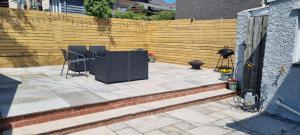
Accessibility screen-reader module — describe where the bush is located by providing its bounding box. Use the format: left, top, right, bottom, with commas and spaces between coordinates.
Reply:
113, 10, 147, 20
84, 0, 114, 18
150, 10, 176, 21
113, 10, 175, 21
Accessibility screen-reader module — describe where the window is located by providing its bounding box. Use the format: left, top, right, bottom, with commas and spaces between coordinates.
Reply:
293, 12, 300, 64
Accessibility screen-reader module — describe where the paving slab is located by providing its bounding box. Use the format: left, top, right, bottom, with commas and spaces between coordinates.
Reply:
68, 126, 117, 135
207, 112, 229, 119
187, 125, 232, 135
107, 122, 129, 131
173, 122, 197, 131
57, 91, 106, 106
159, 126, 191, 135
144, 130, 167, 135
125, 114, 182, 133
188, 106, 215, 115
115, 128, 143, 135
166, 108, 218, 124
1, 98, 70, 118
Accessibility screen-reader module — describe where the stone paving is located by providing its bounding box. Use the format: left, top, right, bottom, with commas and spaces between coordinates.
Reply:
69, 98, 300, 135
0, 62, 224, 118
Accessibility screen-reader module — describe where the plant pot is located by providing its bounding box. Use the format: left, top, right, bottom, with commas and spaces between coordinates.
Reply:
220, 72, 233, 81
188, 60, 204, 70
149, 57, 155, 63
228, 81, 237, 91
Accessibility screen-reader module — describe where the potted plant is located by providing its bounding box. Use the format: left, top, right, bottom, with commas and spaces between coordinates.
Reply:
148, 52, 156, 63
219, 68, 233, 81
228, 78, 238, 91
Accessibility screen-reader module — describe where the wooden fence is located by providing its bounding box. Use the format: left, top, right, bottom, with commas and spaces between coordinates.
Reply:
0, 8, 236, 68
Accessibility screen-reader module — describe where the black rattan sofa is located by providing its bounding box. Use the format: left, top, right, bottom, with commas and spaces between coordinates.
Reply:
94, 51, 148, 84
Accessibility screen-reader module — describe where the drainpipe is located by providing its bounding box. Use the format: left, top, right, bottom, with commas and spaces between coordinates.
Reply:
276, 99, 300, 117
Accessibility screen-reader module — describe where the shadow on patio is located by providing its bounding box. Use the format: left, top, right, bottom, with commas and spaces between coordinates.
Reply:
0, 74, 22, 122
226, 66, 300, 135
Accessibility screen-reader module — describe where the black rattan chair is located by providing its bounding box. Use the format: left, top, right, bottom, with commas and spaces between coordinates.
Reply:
88, 46, 107, 75
60, 45, 89, 79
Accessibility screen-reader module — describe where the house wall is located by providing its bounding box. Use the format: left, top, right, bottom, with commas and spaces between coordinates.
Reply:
175, 0, 261, 20
8, 0, 49, 10
50, 0, 85, 14
236, 0, 300, 122
260, 0, 300, 122
0, 8, 236, 68
0, 0, 9, 7
8, 0, 17, 9
42, 0, 50, 10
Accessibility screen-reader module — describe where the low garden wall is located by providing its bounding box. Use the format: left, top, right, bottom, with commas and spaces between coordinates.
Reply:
0, 8, 236, 68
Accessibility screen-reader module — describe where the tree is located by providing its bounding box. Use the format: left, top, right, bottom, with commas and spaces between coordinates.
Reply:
84, 0, 115, 18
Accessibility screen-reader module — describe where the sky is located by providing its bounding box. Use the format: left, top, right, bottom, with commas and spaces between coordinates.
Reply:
164, 0, 176, 4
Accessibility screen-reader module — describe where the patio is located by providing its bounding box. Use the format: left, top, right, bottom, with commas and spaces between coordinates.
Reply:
0, 62, 225, 119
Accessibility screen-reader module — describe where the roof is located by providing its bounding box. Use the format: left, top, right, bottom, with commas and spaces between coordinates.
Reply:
239, 6, 270, 16
137, 2, 175, 10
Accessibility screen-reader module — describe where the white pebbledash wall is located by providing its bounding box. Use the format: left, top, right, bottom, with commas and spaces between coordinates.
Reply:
236, 0, 300, 122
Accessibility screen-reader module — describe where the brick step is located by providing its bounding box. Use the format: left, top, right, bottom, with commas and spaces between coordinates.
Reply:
0, 83, 226, 130
2, 89, 235, 135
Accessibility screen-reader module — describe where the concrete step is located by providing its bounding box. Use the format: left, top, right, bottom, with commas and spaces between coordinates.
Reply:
2, 89, 235, 135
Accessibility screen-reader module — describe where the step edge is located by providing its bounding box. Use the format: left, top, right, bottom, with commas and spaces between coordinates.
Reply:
5, 90, 235, 135
1, 82, 227, 120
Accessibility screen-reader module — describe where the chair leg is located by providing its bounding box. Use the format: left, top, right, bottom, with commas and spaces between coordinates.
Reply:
66, 62, 70, 79
84, 60, 88, 77
61, 61, 66, 76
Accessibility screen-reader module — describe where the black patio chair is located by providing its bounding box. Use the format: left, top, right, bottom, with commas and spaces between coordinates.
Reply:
87, 45, 107, 75
60, 45, 89, 79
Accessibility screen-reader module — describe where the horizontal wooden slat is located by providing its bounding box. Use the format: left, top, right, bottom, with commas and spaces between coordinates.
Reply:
0, 8, 237, 68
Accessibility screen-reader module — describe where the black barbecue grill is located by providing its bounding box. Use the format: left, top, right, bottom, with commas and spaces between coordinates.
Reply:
214, 46, 235, 71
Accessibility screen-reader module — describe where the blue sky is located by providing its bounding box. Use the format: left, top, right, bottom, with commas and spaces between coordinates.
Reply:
164, 0, 176, 3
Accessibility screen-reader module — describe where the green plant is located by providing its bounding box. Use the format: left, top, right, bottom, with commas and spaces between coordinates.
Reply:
84, 0, 115, 18
150, 10, 175, 21
113, 10, 176, 21
113, 10, 147, 20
